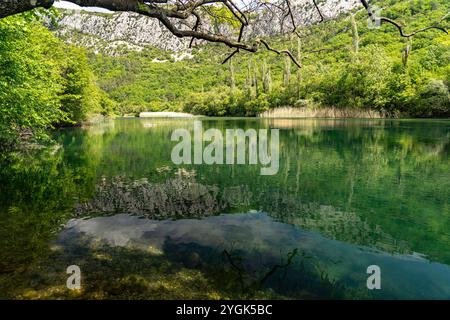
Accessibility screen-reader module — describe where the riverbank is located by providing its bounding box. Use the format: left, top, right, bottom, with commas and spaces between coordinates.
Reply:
139, 112, 196, 118
130, 108, 385, 119
259, 107, 385, 118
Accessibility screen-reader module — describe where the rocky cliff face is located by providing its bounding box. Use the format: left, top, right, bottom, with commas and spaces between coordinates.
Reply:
54, 11, 189, 54
53, 0, 360, 55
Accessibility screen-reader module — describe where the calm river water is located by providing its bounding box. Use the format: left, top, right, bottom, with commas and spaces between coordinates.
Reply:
1, 118, 449, 299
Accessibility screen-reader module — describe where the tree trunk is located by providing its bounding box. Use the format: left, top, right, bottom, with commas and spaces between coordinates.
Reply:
0, 0, 54, 19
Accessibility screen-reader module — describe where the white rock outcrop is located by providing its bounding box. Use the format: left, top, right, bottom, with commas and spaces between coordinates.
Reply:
53, 0, 360, 55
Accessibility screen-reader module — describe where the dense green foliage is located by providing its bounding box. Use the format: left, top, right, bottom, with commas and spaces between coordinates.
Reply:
91, 0, 449, 117
0, 0, 449, 150
0, 12, 112, 150
1, 0, 449, 300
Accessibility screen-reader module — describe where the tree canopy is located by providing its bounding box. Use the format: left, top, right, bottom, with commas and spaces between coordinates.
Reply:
0, 0, 448, 66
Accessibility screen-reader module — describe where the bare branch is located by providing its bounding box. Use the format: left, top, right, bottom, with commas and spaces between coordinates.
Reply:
312, 0, 325, 23
379, 16, 448, 37
222, 48, 239, 64
226, 0, 248, 26
0, 0, 54, 18
259, 39, 301, 68
189, 10, 201, 48
284, 0, 297, 32
359, 0, 448, 37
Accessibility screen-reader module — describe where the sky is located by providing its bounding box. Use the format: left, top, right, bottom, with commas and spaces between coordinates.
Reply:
53, 0, 113, 13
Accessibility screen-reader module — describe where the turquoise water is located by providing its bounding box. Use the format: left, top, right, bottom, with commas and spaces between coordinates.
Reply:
1, 118, 449, 299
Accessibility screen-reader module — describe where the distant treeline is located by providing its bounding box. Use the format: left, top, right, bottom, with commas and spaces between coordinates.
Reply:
90, 0, 449, 118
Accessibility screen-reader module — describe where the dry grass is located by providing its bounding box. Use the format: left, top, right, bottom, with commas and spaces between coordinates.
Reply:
259, 107, 384, 119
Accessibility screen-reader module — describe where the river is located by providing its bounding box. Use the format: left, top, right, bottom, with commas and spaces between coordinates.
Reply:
1, 118, 449, 299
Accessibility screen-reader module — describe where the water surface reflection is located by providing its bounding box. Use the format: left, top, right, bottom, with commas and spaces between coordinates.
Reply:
59, 212, 450, 299
1, 118, 449, 299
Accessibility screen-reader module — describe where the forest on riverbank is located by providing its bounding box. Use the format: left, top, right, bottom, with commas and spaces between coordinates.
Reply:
0, 0, 449, 151
92, 0, 449, 118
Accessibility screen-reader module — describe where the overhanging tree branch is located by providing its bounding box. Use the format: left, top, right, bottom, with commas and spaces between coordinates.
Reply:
0, 0, 448, 68
0, 0, 54, 18
359, 0, 448, 37
379, 16, 448, 37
